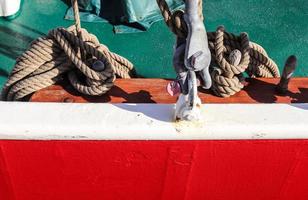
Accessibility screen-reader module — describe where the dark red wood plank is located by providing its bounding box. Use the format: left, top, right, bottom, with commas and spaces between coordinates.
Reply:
30, 78, 308, 103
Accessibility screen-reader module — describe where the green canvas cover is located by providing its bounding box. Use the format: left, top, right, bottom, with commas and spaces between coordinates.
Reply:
65, 0, 184, 33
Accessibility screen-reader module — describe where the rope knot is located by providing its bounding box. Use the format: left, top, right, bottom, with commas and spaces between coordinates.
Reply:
209, 27, 280, 97
1, 26, 134, 100
214, 26, 250, 77
156, 0, 280, 98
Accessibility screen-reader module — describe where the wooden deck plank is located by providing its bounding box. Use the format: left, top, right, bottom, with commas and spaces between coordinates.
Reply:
30, 78, 308, 103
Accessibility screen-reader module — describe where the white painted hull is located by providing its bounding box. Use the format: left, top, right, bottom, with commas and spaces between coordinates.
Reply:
0, 102, 307, 140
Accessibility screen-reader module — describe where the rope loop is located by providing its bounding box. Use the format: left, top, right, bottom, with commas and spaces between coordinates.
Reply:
1, 0, 134, 101
214, 26, 250, 78
156, 0, 280, 97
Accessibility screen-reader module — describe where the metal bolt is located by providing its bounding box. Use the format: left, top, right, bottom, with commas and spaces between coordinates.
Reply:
63, 97, 74, 103
92, 60, 105, 71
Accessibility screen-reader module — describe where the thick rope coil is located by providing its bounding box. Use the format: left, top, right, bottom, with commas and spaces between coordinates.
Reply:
156, 0, 280, 97
211, 50, 244, 97
1, 0, 134, 101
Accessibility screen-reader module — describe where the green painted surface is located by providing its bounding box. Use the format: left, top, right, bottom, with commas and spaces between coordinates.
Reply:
0, 0, 308, 88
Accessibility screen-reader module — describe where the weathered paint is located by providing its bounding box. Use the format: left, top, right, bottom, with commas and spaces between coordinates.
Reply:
0, 102, 307, 199
0, 102, 308, 140
30, 78, 308, 104
0, 140, 308, 200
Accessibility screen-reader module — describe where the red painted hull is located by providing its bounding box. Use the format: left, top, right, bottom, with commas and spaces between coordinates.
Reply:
2, 78, 307, 199
1, 140, 308, 200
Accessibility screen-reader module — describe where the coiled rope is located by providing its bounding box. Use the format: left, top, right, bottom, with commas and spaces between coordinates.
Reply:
156, 0, 280, 97
1, 0, 134, 101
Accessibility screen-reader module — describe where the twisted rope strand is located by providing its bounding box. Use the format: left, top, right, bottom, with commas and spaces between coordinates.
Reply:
156, 0, 280, 97
1, 0, 134, 101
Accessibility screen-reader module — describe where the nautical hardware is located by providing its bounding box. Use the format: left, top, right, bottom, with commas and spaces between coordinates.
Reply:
184, 0, 211, 78
172, 0, 211, 121
92, 60, 106, 72
1, 0, 135, 101
166, 80, 181, 96
174, 70, 202, 121
156, 0, 280, 98
276, 55, 297, 95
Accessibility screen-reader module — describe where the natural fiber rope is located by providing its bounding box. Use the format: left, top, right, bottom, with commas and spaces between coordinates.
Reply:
156, 0, 280, 97
1, 0, 134, 101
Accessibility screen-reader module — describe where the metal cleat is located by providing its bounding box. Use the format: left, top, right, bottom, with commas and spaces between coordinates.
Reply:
172, 0, 212, 121
175, 70, 202, 121
184, 0, 212, 87
276, 55, 297, 95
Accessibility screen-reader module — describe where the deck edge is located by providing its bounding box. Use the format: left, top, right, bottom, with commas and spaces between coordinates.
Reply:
0, 102, 307, 140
